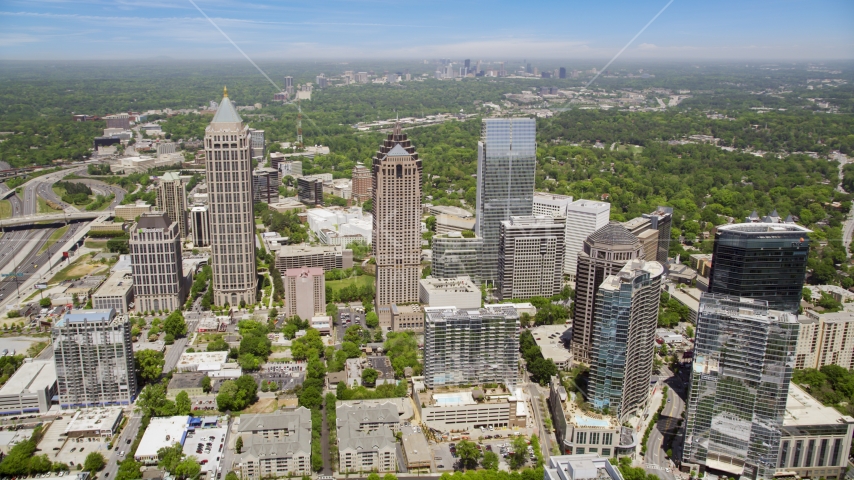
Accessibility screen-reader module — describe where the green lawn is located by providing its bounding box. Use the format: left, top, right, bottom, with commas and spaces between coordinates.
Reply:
84, 239, 108, 250
37, 196, 62, 214
38, 225, 69, 255
326, 275, 373, 292
0, 199, 11, 219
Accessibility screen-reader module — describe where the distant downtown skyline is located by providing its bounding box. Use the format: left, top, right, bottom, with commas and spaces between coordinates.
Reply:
0, 0, 851, 60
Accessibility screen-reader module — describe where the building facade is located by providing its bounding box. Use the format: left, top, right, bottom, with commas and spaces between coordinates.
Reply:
795, 309, 854, 370
204, 88, 257, 306
419, 276, 481, 309
565, 200, 611, 281
92, 269, 134, 314
337, 403, 397, 473
190, 205, 210, 247
682, 294, 800, 480
155, 172, 188, 239
431, 232, 483, 284
284, 267, 326, 321
571, 222, 643, 364
252, 167, 279, 203
129, 213, 185, 313
234, 408, 312, 479
708, 223, 811, 313
351, 163, 372, 202
248, 128, 265, 159
474, 118, 537, 284
372, 122, 422, 306
497, 216, 565, 300
642, 206, 673, 264
532, 192, 574, 274
297, 176, 324, 206
275, 244, 353, 272
589, 260, 663, 422
52, 309, 136, 408
423, 305, 519, 389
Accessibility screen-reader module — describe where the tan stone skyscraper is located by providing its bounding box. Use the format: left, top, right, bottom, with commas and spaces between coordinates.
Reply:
155, 171, 188, 238
204, 87, 257, 307
372, 122, 422, 306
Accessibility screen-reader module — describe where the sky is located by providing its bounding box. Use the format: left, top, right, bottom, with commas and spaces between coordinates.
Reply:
0, 0, 852, 61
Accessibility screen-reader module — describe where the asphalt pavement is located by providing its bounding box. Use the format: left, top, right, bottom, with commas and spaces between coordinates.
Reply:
101, 413, 143, 480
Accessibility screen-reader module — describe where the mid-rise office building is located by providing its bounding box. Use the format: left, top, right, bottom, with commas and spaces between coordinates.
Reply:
419, 276, 481, 309
248, 128, 265, 159
497, 216, 565, 300
474, 118, 537, 284
372, 122, 422, 306
155, 171, 188, 239
642, 206, 673, 264
130, 213, 184, 313
559, 67, 567, 79
204, 87, 257, 306
52, 309, 136, 408
423, 305, 519, 389
682, 294, 799, 480
623, 217, 660, 263
351, 163, 372, 203
297, 176, 324, 206
589, 260, 663, 422
275, 244, 353, 272
709, 223, 811, 313
92, 269, 134, 314
571, 222, 642, 364
252, 167, 279, 203
565, 200, 611, 281
284, 267, 326, 321
795, 308, 854, 370
105, 113, 130, 130
532, 192, 574, 275
431, 232, 483, 284
190, 205, 210, 247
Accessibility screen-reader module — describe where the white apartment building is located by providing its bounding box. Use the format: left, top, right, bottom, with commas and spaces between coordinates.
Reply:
565, 200, 611, 281
533, 192, 574, 274
796, 308, 854, 370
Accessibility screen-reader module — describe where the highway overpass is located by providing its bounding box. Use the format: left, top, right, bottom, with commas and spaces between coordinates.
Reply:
0, 211, 112, 229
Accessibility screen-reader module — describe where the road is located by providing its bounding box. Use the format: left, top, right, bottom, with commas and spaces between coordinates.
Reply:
643, 368, 689, 480
162, 319, 199, 373
521, 365, 551, 460
101, 413, 143, 480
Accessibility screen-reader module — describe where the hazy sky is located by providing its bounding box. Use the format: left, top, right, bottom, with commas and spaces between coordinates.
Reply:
0, 0, 852, 61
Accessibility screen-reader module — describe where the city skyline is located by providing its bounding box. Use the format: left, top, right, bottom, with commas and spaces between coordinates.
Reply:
0, 1, 851, 60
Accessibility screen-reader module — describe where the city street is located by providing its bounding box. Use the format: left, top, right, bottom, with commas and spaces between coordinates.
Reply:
162, 319, 199, 373
101, 413, 143, 480
643, 367, 689, 480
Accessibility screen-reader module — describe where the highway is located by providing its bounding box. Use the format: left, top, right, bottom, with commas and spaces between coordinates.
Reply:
0, 222, 84, 302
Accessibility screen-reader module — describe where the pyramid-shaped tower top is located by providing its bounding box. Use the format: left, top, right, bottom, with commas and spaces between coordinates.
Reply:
211, 86, 242, 124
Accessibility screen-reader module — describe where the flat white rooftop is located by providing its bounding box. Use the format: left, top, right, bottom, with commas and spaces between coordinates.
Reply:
432, 392, 477, 407
0, 359, 55, 395
785, 382, 854, 427
136, 416, 191, 460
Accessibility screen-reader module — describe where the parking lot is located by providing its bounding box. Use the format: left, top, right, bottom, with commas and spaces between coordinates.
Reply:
252, 370, 305, 393
182, 427, 228, 477
432, 433, 534, 472
336, 305, 366, 342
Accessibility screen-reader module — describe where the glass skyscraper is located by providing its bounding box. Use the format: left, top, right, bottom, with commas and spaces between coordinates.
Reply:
474, 118, 537, 284
589, 260, 663, 422
708, 223, 811, 313
683, 294, 800, 480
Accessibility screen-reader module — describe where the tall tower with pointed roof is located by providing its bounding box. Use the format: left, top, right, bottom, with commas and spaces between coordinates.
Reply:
372, 121, 422, 307
204, 88, 257, 307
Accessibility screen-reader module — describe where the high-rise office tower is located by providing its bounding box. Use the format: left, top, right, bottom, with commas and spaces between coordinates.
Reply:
565, 200, 611, 281
284, 267, 326, 321
464, 59, 471, 73
372, 122, 422, 307
623, 217, 660, 263
532, 192, 574, 274
474, 118, 536, 284
248, 128, 265, 159
423, 305, 519, 389
351, 163, 372, 203
683, 294, 799, 480
709, 223, 811, 313
571, 222, 643, 364
497, 216, 565, 300
559, 67, 567, 79
53, 308, 136, 408
284, 76, 293, 88
252, 167, 279, 203
297, 176, 325, 206
642, 206, 673, 264
204, 87, 257, 307
589, 260, 663, 422
155, 171, 188, 239
190, 205, 210, 247
130, 212, 185, 313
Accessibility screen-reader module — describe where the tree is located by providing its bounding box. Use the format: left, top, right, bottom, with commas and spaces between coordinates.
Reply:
368, 474, 381, 480
361, 368, 379, 387
235, 436, 243, 454
39, 297, 52, 308
207, 337, 230, 351
175, 391, 192, 415
456, 440, 481, 470
685, 325, 694, 338
164, 311, 187, 338
202, 375, 212, 393
225, 473, 239, 480
115, 459, 142, 480
83, 452, 105, 473
510, 435, 529, 469
174, 457, 201, 479
365, 311, 379, 328
135, 350, 165, 384
482, 451, 499, 471
157, 444, 184, 473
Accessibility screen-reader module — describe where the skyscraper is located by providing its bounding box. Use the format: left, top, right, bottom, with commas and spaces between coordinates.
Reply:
53, 308, 136, 408
373, 122, 422, 307
708, 223, 811, 313
559, 67, 567, 79
589, 260, 663, 422
642, 206, 673, 264
284, 267, 326, 321
533, 192, 574, 274
565, 200, 611, 281
351, 163, 372, 203
431, 232, 484, 284
497, 216, 565, 300
130, 212, 185, 313
204, 87, 257, 307
474, 118, 537, 284
423, 305, 519, 389
190, 205, 210, 247
248, 128, 265, 159
571, 222, 643, 364
155, 171, 188, 239
683, 294, 799, 480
